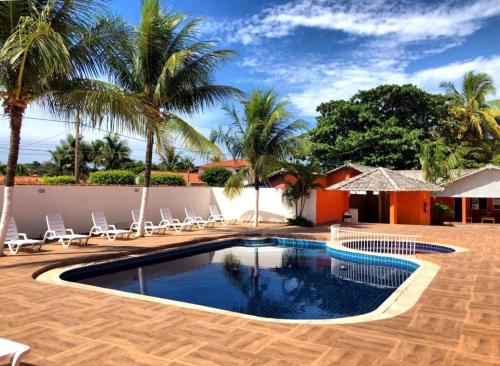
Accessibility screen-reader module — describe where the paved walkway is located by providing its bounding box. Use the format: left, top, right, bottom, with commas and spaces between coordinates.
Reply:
0, 223, 499, 365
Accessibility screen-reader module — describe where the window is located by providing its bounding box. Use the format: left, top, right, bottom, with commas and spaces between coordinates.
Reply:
494, 198, 500, 210
471, 198, 488, 209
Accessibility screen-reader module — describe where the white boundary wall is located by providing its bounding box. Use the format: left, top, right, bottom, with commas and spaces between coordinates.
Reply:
0, 185, 317, 237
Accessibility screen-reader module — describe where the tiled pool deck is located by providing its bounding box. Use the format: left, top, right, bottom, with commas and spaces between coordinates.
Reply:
0, 223, 499, 365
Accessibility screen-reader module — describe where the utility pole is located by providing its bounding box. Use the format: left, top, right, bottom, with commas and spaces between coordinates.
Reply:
74, 111, 81, 183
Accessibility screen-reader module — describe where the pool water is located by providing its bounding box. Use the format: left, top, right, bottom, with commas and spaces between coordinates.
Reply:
64, 238, 417, 320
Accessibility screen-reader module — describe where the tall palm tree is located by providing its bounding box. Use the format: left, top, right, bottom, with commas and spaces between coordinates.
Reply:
95, 133, 131, 170
158, 146, 181, 171
48, 134, 92, 176
223, 89, 307, 227
419, 138, 463, 184
0, 0, 141, 254
441, 71, 500, 138
105, 0, 240, 236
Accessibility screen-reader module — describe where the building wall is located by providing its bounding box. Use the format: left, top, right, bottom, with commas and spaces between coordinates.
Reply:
436, 168, 500, 198
394, 191, 431, 225
315, 189, 349, 224
0, 185, 319, 237
326, 167, 362, 186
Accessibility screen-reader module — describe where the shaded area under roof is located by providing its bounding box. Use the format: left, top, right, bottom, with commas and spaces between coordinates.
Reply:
328, 167, 443, 192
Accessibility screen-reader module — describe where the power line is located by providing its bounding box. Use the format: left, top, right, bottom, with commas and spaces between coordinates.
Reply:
16, 115, 229, 158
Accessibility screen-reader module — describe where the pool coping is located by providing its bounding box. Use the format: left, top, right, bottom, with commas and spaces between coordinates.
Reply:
36, 237, 465, 325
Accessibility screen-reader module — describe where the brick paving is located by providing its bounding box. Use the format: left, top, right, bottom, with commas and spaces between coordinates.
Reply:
0, 223, 499, 365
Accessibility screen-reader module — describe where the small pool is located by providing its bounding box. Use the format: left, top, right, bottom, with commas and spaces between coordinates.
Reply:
61, 238, 419, 320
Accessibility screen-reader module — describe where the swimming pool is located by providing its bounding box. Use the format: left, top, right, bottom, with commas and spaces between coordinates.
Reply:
61, 237, 419, 320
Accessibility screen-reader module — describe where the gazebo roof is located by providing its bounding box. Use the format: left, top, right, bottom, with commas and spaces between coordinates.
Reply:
328, 167, 443, 192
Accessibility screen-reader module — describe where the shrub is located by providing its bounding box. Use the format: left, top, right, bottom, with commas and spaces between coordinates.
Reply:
286, 216, 314, 227
41, 175, 76, 185
88, 170, 136, 185
432, 203, 452, 225
200, 167, 232, 187
137, 173, 186, 186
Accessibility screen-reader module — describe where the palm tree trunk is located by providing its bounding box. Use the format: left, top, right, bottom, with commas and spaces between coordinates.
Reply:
0, 108, 23, 255
137, 130, 154, 237
254, 178, 259, 227
74, 111, 80, 183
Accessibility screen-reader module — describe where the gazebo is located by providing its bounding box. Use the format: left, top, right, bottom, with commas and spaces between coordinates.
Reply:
328, 167, 443, 225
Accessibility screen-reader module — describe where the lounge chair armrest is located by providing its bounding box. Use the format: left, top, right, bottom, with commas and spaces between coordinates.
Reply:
145, 221, 154, 227
66, 228, 75, 235
109, 224, 117, 230
19, 233, 28, 240
172, 219, 181, 224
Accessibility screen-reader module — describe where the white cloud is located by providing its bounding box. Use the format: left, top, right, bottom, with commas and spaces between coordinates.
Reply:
286, 56, 500, 116
213, 0, 500, 45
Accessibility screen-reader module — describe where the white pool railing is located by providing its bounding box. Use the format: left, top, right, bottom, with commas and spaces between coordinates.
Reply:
331, 226, 418, 256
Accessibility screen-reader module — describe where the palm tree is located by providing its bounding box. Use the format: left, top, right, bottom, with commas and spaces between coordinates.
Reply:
95, 133, 131, 170
104, 0, 240, 236
177, 156, 195, 172
48, 134, 92, 176
0, 0, 137, 254
209, 125, 239, 161
223, 89, 307, 227
158, 146, 181, 171
441, 71, 500, 138
419, 139, 463, 184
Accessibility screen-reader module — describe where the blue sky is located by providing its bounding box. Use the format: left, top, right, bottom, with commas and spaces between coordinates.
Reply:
1, 0, 500, 163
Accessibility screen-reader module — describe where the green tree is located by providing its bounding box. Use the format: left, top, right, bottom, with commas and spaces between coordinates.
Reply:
419, 139, 463, 184
105, 0, 240, 236
0, 0, 131, 253
158, 146, 181, 171
200, 166, 232, 186
209, 125, 240, 161
282, 161, 323, 219
94, 133, 132, 170
223, 89, 306, 227
49, 134, 92, 176
177, 156, 195, 172
310, 84, 452, 170
441, 71, 500, 138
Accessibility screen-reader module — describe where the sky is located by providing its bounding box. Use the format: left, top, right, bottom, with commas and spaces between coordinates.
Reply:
1, 0, 500, 163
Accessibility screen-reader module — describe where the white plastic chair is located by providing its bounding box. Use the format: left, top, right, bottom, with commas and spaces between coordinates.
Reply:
90, 211, 132, 241
208, 205, 237, 225
0, 337, 30, 366
159, 208, 193, 232
130, 209, 165, 236
43, 214, 89, 247
184, 207, 216, 229
4, 218, 42, 255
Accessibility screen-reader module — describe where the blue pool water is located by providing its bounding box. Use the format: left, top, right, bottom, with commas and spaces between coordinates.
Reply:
63, 238, 418, 320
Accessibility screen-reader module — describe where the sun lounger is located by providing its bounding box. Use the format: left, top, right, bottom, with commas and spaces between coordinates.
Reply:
43, 214, 90, 247
90, 211, 132, 241
0, 338, 30, 366
184, 207, 216, 229
130, 209, 165, 236
209, 205, 237, 225
4, 218, 42, 255
159, 208, 193, 232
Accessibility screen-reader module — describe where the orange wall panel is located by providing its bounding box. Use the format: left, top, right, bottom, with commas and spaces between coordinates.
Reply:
326, 167, 361, 186
316, 189, 349, 224
394, 191, 431, 225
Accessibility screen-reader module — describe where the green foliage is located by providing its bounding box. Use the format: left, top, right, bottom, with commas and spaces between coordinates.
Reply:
137, 173, 186, 186
92, 133, 132, 170
88, 170, 136, 185
200, 167, 232, 187
282, 161, 322, 218
0, 162, 6, 175
41, 176, 76, 185
432, 203, 453, 225
49, 134, 93, 177
310, 84, 452, 170
223, 89, 307, 199
286, 216, 314, 227
491, 154, 500, 165
419, 139, 463, 183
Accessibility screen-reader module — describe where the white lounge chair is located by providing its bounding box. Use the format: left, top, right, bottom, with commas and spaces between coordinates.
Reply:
184, 207, 216, 229
0, 338, 30, 366
90, 211, 132, 241
159, 208, 193, 232
209, 205, 237, 225
4, 218, 42, 255
130, 209, 165, 236
43, 214, 90, 247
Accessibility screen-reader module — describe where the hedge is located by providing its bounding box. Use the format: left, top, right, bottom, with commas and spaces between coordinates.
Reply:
41, 175, 76, 185
137, 173, 186, 186
88, 170, 136, 185
200, 166, 232, 187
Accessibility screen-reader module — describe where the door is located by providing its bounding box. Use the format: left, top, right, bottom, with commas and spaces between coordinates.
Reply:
454, 198, 462, 221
